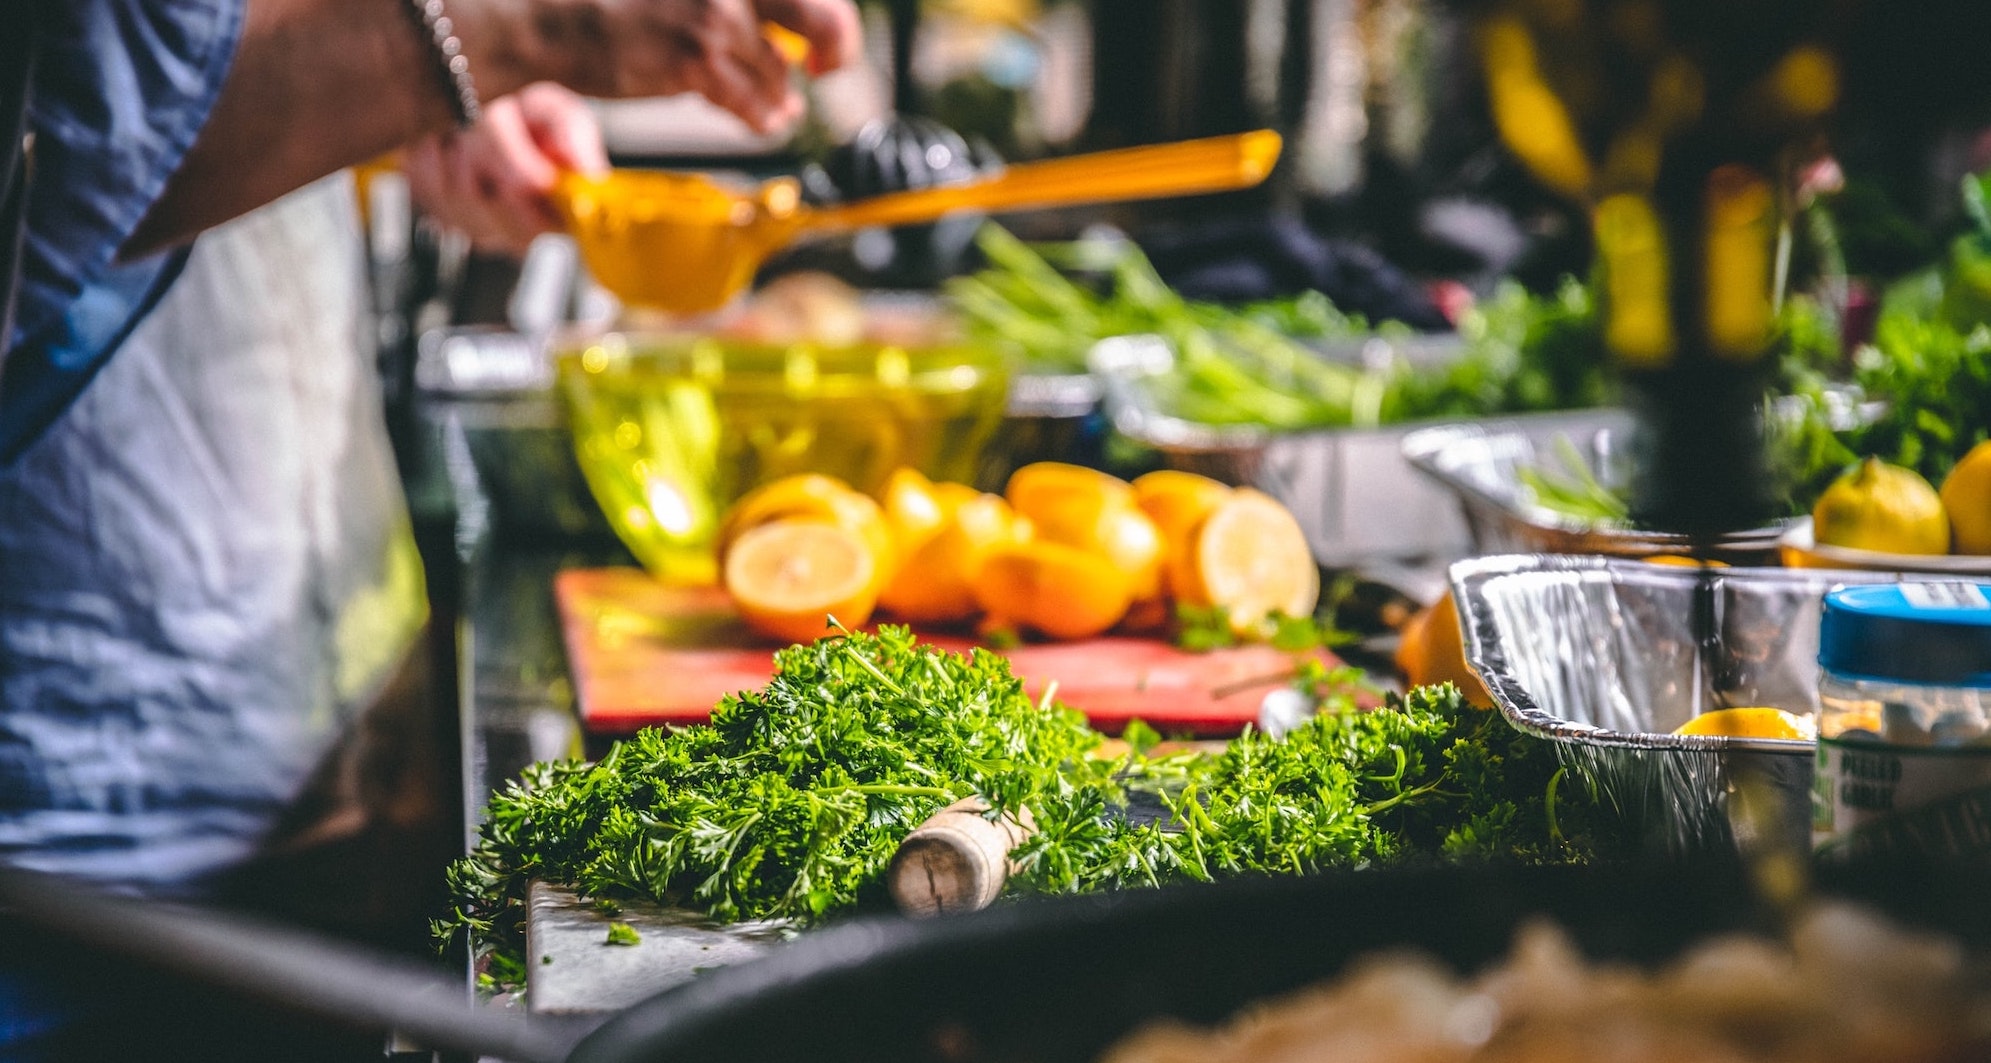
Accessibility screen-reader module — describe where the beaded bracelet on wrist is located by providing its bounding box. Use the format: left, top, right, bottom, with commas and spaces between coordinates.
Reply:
405, 0, 482, 128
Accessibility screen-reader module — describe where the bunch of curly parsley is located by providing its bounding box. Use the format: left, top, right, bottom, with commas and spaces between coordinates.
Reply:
436, 630, 1629, 969
437, 627, 1108, 959
1008, 662, 1626, 895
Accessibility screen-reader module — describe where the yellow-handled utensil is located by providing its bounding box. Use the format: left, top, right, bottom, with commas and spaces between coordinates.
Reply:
556, 130, 1283, 315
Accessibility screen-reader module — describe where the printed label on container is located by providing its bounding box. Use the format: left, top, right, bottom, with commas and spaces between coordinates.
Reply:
1815, 737, 1991, 861
1898, 582, 1991, 611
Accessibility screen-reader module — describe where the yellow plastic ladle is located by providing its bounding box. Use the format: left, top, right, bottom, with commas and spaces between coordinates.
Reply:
555, 130, 1284, 315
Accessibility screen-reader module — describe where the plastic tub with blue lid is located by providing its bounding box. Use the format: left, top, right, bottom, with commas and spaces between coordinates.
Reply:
1814, 582, 1991, 860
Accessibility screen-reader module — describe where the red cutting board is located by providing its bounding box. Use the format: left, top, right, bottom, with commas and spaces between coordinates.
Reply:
555, 567, 1339, 737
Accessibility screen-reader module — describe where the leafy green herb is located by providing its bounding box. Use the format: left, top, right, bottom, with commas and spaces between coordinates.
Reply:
950, 228, 1613, 432
1808, 172, 1991, 487
1518, 435, 1630, 525
1172, 603, 1356, 654
439, 631, 1630, 979
950, 227, 1384, 428
1173, 604, 1241, 652
479, 950, 527, 994
1395, 279, 1610, 420
1005, 678, 1627, 894
1841, 308, 1991, 486
1268, 612, 1357, 653
1119, 719, 1163, 757
1938, 173, 1991, 332
438, 627, 1105, 962
604, 922, 641, 947
948, 226, 1377, 382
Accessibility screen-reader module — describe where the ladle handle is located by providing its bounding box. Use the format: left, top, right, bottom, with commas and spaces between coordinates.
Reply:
809, 130, 1282, 232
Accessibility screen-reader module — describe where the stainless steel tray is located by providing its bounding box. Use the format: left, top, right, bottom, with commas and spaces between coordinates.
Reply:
1090, 334, 1621, 566
1450, 555, 1945, 857
1404, 420, 1794, 565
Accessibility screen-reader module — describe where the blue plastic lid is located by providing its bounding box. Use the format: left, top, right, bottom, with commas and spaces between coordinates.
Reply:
1818, 583, 1991, 688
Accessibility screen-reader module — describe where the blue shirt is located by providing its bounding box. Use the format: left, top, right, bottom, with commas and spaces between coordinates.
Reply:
1, 4, 242, 1048
1, 0, 244, 466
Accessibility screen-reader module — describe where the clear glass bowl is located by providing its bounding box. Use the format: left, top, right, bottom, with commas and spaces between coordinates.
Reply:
558, 333, 1010, 585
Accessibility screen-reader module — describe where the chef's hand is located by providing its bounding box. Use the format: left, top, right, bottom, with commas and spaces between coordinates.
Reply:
403, 83, 609, 257
526, 0, 863, 134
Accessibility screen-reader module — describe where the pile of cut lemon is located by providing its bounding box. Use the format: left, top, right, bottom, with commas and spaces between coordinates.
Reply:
718, 463, 1320, 644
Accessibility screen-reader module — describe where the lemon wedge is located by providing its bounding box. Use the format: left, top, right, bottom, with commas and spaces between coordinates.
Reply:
1672, 707, 1817, 740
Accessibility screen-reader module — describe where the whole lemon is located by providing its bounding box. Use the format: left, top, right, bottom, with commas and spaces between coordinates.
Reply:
1394, 591, 1493, 709
1812, 458, 1951, 555
1940, 440, 1991, 555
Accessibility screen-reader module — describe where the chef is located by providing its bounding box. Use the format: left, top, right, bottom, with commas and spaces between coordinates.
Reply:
0, 0, 861, 1054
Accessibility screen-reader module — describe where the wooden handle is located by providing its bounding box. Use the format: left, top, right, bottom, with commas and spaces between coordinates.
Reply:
888, 799, 1034, 918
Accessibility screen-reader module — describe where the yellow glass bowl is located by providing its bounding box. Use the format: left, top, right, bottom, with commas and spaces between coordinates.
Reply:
558, 334, 1011, 585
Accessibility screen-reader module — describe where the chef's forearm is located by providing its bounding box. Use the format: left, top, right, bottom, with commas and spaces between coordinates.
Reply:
121, 0, 861, 258
121, 0, 559, 258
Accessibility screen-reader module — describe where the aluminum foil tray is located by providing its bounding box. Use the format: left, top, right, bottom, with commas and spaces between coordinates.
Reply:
1090, 334, 1621, 566
1451, 555, 1949, 858
1403, 413, 1809, 566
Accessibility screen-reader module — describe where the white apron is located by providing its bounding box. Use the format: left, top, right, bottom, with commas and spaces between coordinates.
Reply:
0, 174, 426, 891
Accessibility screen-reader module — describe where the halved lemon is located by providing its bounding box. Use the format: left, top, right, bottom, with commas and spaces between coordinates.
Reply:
719, 474, 896, 587
1134, 470, 1232, 518
971, 540, 1133, 640
1672, 707, 1817, 740
1005, 463, 1162, 602
1134, 470, 1233, 600
1006, 462, 1137, 519
878, 467, 949, 553
1184, 488, 1318, 632
879, 493, 1032, 624
721, 474, 854, 542
725, 519, 879, 644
